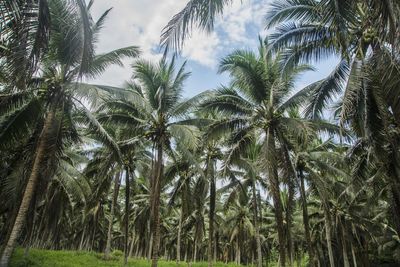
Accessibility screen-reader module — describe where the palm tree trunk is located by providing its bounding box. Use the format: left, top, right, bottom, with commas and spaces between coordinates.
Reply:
0, 108, 56, 267
235, 239, 240, 265
135, 239, 140, 258
252, 181, 262, 267
148, 232, 153, 260
193, 238, 198, 262
323, 206, 335, 267
105, 172, 122, 259
351, 241, 357, 267
124, 166, 130, 265
23, 194, 37, 257
214, 231, 217, 261
286, 181, 295, 267
208, 158, 216, 267
79, 226, 86, 251
341, 223, 350, 267
184, 241, 188, 262
177, 210, 183, 263
298, 169, 315, 267
151, 144, 163, 267
266, 128, 286, 267
129, 232, 135, 258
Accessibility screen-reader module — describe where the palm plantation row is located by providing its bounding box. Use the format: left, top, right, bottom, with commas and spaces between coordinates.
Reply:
1, 0, 400, 266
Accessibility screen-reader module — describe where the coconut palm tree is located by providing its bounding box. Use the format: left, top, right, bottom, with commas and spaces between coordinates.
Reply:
0, 1, 139, 265
97, 57, 201, 266
222, 137, 264, 267
198, 40, 314, 266
293, 139, 347, 267
163, 145, 203, 263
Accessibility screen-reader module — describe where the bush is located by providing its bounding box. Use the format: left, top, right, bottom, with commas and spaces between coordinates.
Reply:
111, 249, 123, 257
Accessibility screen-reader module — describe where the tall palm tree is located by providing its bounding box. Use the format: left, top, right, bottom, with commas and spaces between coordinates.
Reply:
192, 112, 223, 267
93, 109, 150, 260
98, 57, 200, 266
222, 138, 264, 267
204, 141, 221, 267
199, 40, 313, 266
265, 0, 400, 239
0, 1, 139, 265
163, 144, 206, 264
164, 154, 196, 263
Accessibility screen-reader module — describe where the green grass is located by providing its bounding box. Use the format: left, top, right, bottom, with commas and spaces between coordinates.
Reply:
10, 248, 245, 267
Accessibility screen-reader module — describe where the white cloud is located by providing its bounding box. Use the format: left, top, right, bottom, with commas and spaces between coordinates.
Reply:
89, 0, 267, 86
89, 0, 188, 85
182, 30, 221, 68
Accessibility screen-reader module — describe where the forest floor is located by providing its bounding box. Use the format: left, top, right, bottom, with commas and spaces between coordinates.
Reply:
10, 248, 249, 267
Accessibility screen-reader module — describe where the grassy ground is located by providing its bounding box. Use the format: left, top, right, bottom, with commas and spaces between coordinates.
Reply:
10, 248, 245, 267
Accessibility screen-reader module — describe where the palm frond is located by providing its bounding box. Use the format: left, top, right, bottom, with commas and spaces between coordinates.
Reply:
304, 60, 349, 119
161, 0, 232, 52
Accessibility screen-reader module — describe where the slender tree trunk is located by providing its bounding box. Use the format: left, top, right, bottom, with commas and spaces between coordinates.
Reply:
214, 231, 217, 262
235, 239, 240, 265
184, 240, 188, 262
282, 144, 296, 267
298, 169, 315, 267
148, 233, 153, 260
252, 181, 262, 267
129, 231, 135, 258
124, 166, 130, 264
208, 158, 216, 267
341, 223, 350, 267
323, 206, 335, 267
193, 239, 198, 263
24, 193, 37, 257
351, 241, 357, 267
0, 108, 56, 267
151, 144, 163, 267
79, 226, 86, 251
105, 172, 122, 259
177, 210, 183, 263
287, 181, 294, 267
266, 129, 286, 267
135, 239, 140, 258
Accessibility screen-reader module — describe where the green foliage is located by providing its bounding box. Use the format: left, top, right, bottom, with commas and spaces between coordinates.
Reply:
111, 250, 123, 258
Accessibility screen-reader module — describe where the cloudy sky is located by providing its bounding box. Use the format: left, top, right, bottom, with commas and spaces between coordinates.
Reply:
90, 0, 337, 98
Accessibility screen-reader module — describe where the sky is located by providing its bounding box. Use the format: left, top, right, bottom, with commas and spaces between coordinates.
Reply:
89, 0, 337, 98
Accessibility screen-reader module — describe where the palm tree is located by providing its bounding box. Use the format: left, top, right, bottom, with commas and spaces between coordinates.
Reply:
98, 57, 200, 266
193, 113, 223, 267
0, 1, 139, 265
199, 40, 313, 266
225, 200, 254, 265
163, 145, 203, 264
204, 142, 221, 267
222, 137, 264, 267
